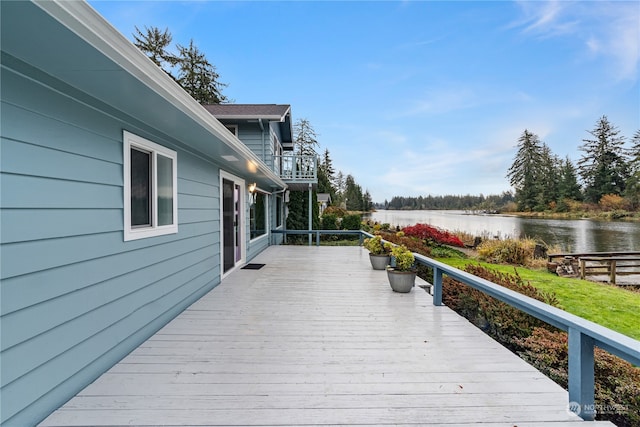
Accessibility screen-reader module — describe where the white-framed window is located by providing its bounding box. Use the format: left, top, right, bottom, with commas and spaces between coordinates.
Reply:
250, 191, 268, 240
123, 130, 178, 241
275, 195, 283, 228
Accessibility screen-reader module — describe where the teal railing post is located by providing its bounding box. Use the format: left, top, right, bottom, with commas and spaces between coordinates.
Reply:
316, 231, 320, 246
568, 328, 595, 420
433, 267, 443, 306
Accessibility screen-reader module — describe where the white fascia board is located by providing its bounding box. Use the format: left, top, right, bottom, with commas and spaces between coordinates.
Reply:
215, 115, 284, 121
33, 0, 286, 189
280, 105, 292, 123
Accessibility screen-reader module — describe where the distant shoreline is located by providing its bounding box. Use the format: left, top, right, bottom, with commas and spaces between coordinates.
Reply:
508, 210, 640, 221
367, 208, 640, 222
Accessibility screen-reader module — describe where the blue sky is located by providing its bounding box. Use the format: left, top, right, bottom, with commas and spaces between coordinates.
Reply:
90, 0, 639, 203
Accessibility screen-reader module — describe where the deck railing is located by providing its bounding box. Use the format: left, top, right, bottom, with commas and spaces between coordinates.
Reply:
275, 154, 318, 182
549, 251, 640, 285
273, 229, 640, 421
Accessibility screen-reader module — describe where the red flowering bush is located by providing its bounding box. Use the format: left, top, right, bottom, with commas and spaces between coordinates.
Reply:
402, 223, 465, 247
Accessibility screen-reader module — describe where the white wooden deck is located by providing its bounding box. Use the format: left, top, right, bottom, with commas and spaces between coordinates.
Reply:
41, 246, 612, 426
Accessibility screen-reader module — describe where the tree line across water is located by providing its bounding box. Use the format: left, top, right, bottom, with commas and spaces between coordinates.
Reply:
507, 116, 640, 212
377, 193, 515, 212
382, 116, 640, 215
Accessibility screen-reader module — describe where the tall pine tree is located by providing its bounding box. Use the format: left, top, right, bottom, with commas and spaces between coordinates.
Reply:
537, 143, 561, 210
507, 130, 544, 211
624, 130, 640, 209
133, 26, 177, 70
133, 27, 228, 104
558, 156, 582, 200
176, 40, 228, 104
578, 116, 629, 203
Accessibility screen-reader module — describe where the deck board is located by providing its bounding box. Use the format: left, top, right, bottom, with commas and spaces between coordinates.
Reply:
41, 246, 612, 426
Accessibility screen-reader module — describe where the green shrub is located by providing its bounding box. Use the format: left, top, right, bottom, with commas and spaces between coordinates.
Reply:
341, 214, 361, 230
477, 237, 547, 266
517, 328, 640, 427
321, 213, 338, 230
429, 245, 467, 258
323, 205, 347, 217
443, 264, 559, 350
390, 245, 415, 271
443, 265, 639, 426
363, 235, 392, 255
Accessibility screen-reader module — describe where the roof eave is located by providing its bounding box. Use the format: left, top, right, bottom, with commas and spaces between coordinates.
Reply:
30, 0, 286, 189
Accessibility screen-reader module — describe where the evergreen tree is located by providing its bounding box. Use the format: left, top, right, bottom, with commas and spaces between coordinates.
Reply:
344, 175, 364, 211
320, 149, 335, 183
363, 190, 372, 211
558, 156, 582, 201
578, 116, 629, 203
624, 130, 640, 209
537, 143, 561, 210
333, 171, 346, 207
175, 40, 228, 104
628, 130, 640, 174
133, 27, 228, 104
133, 26, 177, 70
317, 149, 337, 202
286, 190, 320, 243
507, 130, 544, 211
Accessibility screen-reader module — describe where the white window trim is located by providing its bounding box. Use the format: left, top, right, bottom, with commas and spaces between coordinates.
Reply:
220, 170, 246, 279
249, 188, 269, 242
123, 130, 178, 241
275, 195, 284, 229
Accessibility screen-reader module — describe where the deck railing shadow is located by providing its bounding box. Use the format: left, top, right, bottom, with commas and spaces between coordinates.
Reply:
272, 228, 640, 421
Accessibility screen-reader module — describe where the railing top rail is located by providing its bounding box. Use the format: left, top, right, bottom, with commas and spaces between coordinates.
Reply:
549, 251, 640, 260
579, 256, 640, 261
414, 252, 640, 364
271, 229, 361, 235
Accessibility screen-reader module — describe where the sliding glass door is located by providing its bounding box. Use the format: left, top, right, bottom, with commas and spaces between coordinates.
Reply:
221, 173, 245, 274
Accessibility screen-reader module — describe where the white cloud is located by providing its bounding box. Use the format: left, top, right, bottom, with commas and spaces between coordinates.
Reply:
510, 0, 578, 37
392, 86, 479, 117
512, 1, 640, 81
602, 5, 640, 80
376, 139, 514, 199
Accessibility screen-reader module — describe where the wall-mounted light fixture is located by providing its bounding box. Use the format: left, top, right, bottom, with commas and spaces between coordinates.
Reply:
248, 183, 257, 206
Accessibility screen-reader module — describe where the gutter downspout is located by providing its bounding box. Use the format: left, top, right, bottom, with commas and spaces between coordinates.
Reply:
271, 187, 289, 245
308, 182, 312, 246
258, 118, 266, 166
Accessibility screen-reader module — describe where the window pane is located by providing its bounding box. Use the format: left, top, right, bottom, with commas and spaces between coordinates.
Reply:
250, 193, 266, 239
157, 154, 174, 226
276, 196, 282, 227
131, 148, 151, 227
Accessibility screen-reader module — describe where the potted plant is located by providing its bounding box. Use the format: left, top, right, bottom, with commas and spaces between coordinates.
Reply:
363, 235, 392, 270
386, 245, 416, 293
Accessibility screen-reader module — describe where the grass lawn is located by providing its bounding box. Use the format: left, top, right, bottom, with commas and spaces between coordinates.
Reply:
436, 257, 640, 341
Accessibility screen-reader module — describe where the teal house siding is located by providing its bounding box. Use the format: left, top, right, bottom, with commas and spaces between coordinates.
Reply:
247, 231, 271, 262
1, 57, 220, 427
0, 2, 287, 425
238, 122, 269, 163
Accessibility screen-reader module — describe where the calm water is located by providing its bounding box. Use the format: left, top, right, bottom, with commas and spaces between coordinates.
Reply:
366, 210, 640, 253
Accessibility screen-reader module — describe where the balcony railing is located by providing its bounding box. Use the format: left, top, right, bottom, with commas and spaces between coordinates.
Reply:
272, 229, 640, 422
275, 154, 317, 182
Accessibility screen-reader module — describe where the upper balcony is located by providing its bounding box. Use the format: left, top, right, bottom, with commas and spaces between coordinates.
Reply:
275, 153, 318, 191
